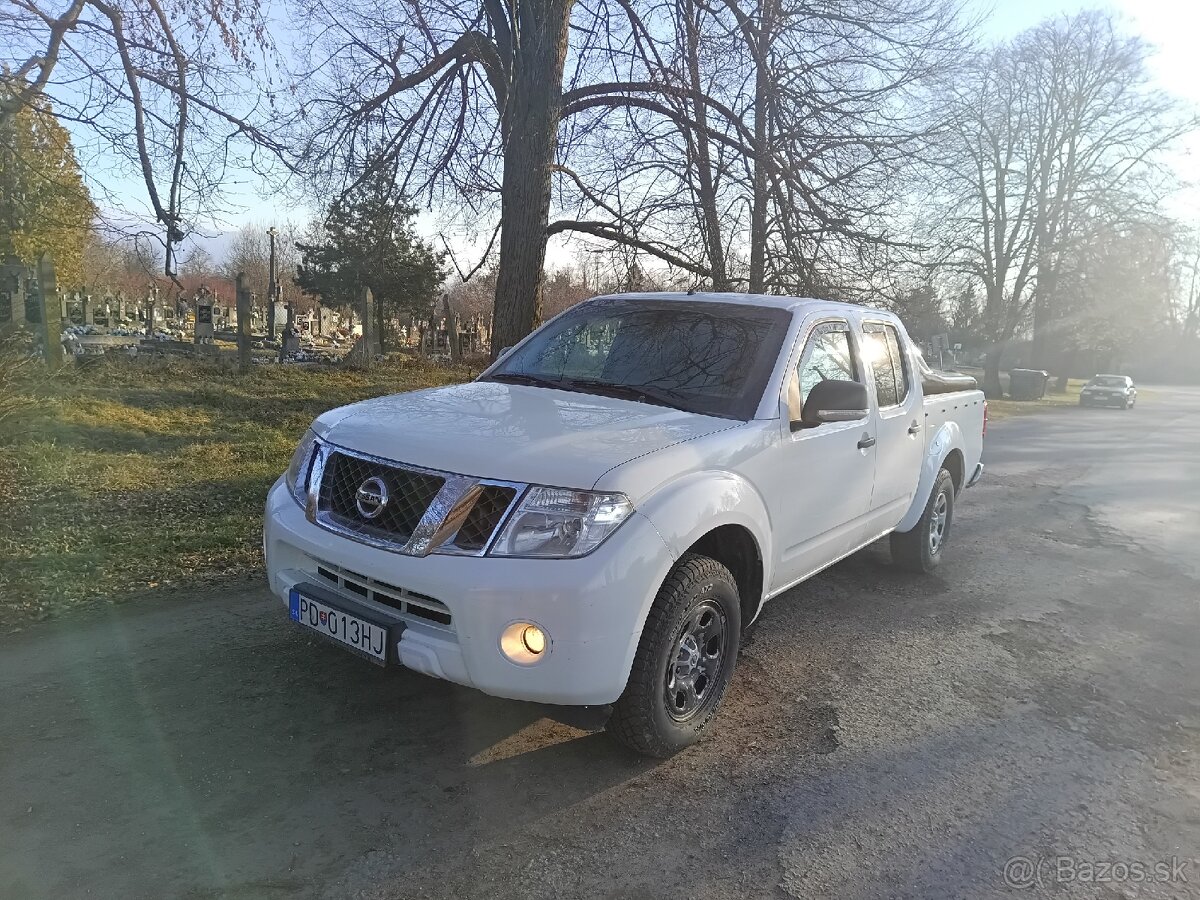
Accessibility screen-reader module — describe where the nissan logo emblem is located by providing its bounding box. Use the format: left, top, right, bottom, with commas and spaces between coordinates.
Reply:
355, 476, 389, 519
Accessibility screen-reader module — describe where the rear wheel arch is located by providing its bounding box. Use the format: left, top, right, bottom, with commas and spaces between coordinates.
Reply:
895, 421, 966, 533
943, 448, 965, 494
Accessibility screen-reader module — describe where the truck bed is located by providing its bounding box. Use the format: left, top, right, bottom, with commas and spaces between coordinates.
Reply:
923, 388, 987, 483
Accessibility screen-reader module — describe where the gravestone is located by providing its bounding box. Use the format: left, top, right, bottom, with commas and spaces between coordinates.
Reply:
195, 298, 214, 342
362, 286, 381, 357
36, 253, 64, 368
236, 273, 252, 373
0, 262, 26, 330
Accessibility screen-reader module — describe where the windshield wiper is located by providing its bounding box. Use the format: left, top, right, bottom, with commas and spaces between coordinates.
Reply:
485, 372, 567, 390
558, 378, 692, 412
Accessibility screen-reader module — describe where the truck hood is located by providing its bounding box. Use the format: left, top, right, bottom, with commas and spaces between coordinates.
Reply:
312, 380, 737, 488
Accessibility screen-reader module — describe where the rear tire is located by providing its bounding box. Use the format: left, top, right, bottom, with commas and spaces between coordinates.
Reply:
891, 468, 955, 574
607, 553, 741, 757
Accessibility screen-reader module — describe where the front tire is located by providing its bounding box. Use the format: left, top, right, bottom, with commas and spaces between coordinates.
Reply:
891, 468, 955, 573
607, 553, 741, 757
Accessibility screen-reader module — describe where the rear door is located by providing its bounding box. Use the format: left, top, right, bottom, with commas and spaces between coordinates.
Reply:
771, 318, 877, 591
861, 320, 923, 531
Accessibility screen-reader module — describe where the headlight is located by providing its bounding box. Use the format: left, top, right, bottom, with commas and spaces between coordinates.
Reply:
285, 429, 319, 506
489, 487, 633, 558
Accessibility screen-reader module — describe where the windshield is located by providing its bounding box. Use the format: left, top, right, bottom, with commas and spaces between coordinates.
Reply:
482, 297, 792, 419
1090, 376, 1127, 387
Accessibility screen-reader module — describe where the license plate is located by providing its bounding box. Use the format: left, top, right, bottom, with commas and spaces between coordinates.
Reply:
289, 591, 389, 665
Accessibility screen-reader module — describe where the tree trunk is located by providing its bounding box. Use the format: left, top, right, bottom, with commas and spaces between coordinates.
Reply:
1030, 248, 1054, 371
684, 2, 728, 291
982, 348, 1005, 399
490, 0, 574, 359
747, 0, 774, 295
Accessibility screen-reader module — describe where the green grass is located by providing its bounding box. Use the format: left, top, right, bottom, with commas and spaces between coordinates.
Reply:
0, 356, 472, 625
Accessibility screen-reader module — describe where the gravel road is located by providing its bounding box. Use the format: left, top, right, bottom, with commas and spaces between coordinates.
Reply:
3, 386, 1199, 899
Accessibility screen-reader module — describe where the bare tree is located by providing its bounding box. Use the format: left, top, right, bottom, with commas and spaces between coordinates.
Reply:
222, 222, 307, 308
931, 47, 1040, 397
1020, 12, 1190, 370
1, 0, 277, 277
288, 0, 964, 355
931, 12, 1191, 396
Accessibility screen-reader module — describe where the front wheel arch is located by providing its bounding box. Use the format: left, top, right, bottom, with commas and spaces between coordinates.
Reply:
606, 552, 742, 756
686, 524, 763, 629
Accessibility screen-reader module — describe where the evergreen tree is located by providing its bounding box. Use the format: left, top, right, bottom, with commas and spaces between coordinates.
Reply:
297, 175, 445, 351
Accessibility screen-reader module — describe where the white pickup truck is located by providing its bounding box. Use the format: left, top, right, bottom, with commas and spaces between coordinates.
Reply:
264, 293, 985, 756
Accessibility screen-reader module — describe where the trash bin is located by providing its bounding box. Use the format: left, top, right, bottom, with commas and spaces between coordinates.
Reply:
1009, 368, 1050, 400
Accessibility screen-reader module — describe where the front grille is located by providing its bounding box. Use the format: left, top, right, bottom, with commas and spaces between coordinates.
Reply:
320, 451, 444, 542
309, 443, 524, 555
453, 485, 517, 551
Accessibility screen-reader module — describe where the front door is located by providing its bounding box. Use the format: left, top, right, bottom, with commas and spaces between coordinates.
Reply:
861, 321, 923, 531
771, 319, 877, 591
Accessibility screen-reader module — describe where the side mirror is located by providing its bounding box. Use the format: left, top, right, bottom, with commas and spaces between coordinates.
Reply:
797, 379, 869, 428
496, 346, 514, 361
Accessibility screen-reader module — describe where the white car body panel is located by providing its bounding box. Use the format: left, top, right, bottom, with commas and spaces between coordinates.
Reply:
264, 292, 986, 706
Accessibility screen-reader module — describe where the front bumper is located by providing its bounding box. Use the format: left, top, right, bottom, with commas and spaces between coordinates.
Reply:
1080, 393, 1128, 405
263, 478, 676, 705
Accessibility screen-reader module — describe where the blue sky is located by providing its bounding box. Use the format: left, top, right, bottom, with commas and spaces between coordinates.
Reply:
75, 0, 1200, 261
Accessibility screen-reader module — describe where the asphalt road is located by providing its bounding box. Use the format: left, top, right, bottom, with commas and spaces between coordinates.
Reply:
3, 387, 1199, 900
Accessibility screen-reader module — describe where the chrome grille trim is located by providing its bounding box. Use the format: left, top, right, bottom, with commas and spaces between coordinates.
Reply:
304, 439, 525, 557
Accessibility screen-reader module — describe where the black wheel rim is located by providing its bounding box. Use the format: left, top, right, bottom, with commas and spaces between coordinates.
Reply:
665, 599, 728, 722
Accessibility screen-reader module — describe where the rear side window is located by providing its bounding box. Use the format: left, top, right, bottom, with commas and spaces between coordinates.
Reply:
796, 322, 860, 408
863, 323, 910, 407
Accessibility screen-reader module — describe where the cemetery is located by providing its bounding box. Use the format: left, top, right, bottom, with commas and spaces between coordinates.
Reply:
1, 250, 491, 373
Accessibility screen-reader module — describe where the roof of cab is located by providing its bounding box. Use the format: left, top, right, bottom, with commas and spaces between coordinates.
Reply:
593, 291, 867, 316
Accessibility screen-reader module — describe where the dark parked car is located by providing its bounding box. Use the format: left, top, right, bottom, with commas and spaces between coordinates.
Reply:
1079, 374, 1137, 409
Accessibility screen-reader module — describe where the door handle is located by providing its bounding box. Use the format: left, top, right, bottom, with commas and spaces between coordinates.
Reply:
908, 422, 922, 435
857, 434, 876, 450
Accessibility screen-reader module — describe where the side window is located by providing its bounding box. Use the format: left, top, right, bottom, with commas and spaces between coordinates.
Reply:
863, 323, 909, 408
885, 326, 911, 404
796, 322, 860, 409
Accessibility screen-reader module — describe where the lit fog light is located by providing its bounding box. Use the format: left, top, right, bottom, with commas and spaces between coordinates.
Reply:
500, 622, 550, 665
521, 625, 546, 655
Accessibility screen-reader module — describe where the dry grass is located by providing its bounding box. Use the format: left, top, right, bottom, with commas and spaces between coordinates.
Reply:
985, 379, 1087, 420
0, 355, 472, 624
